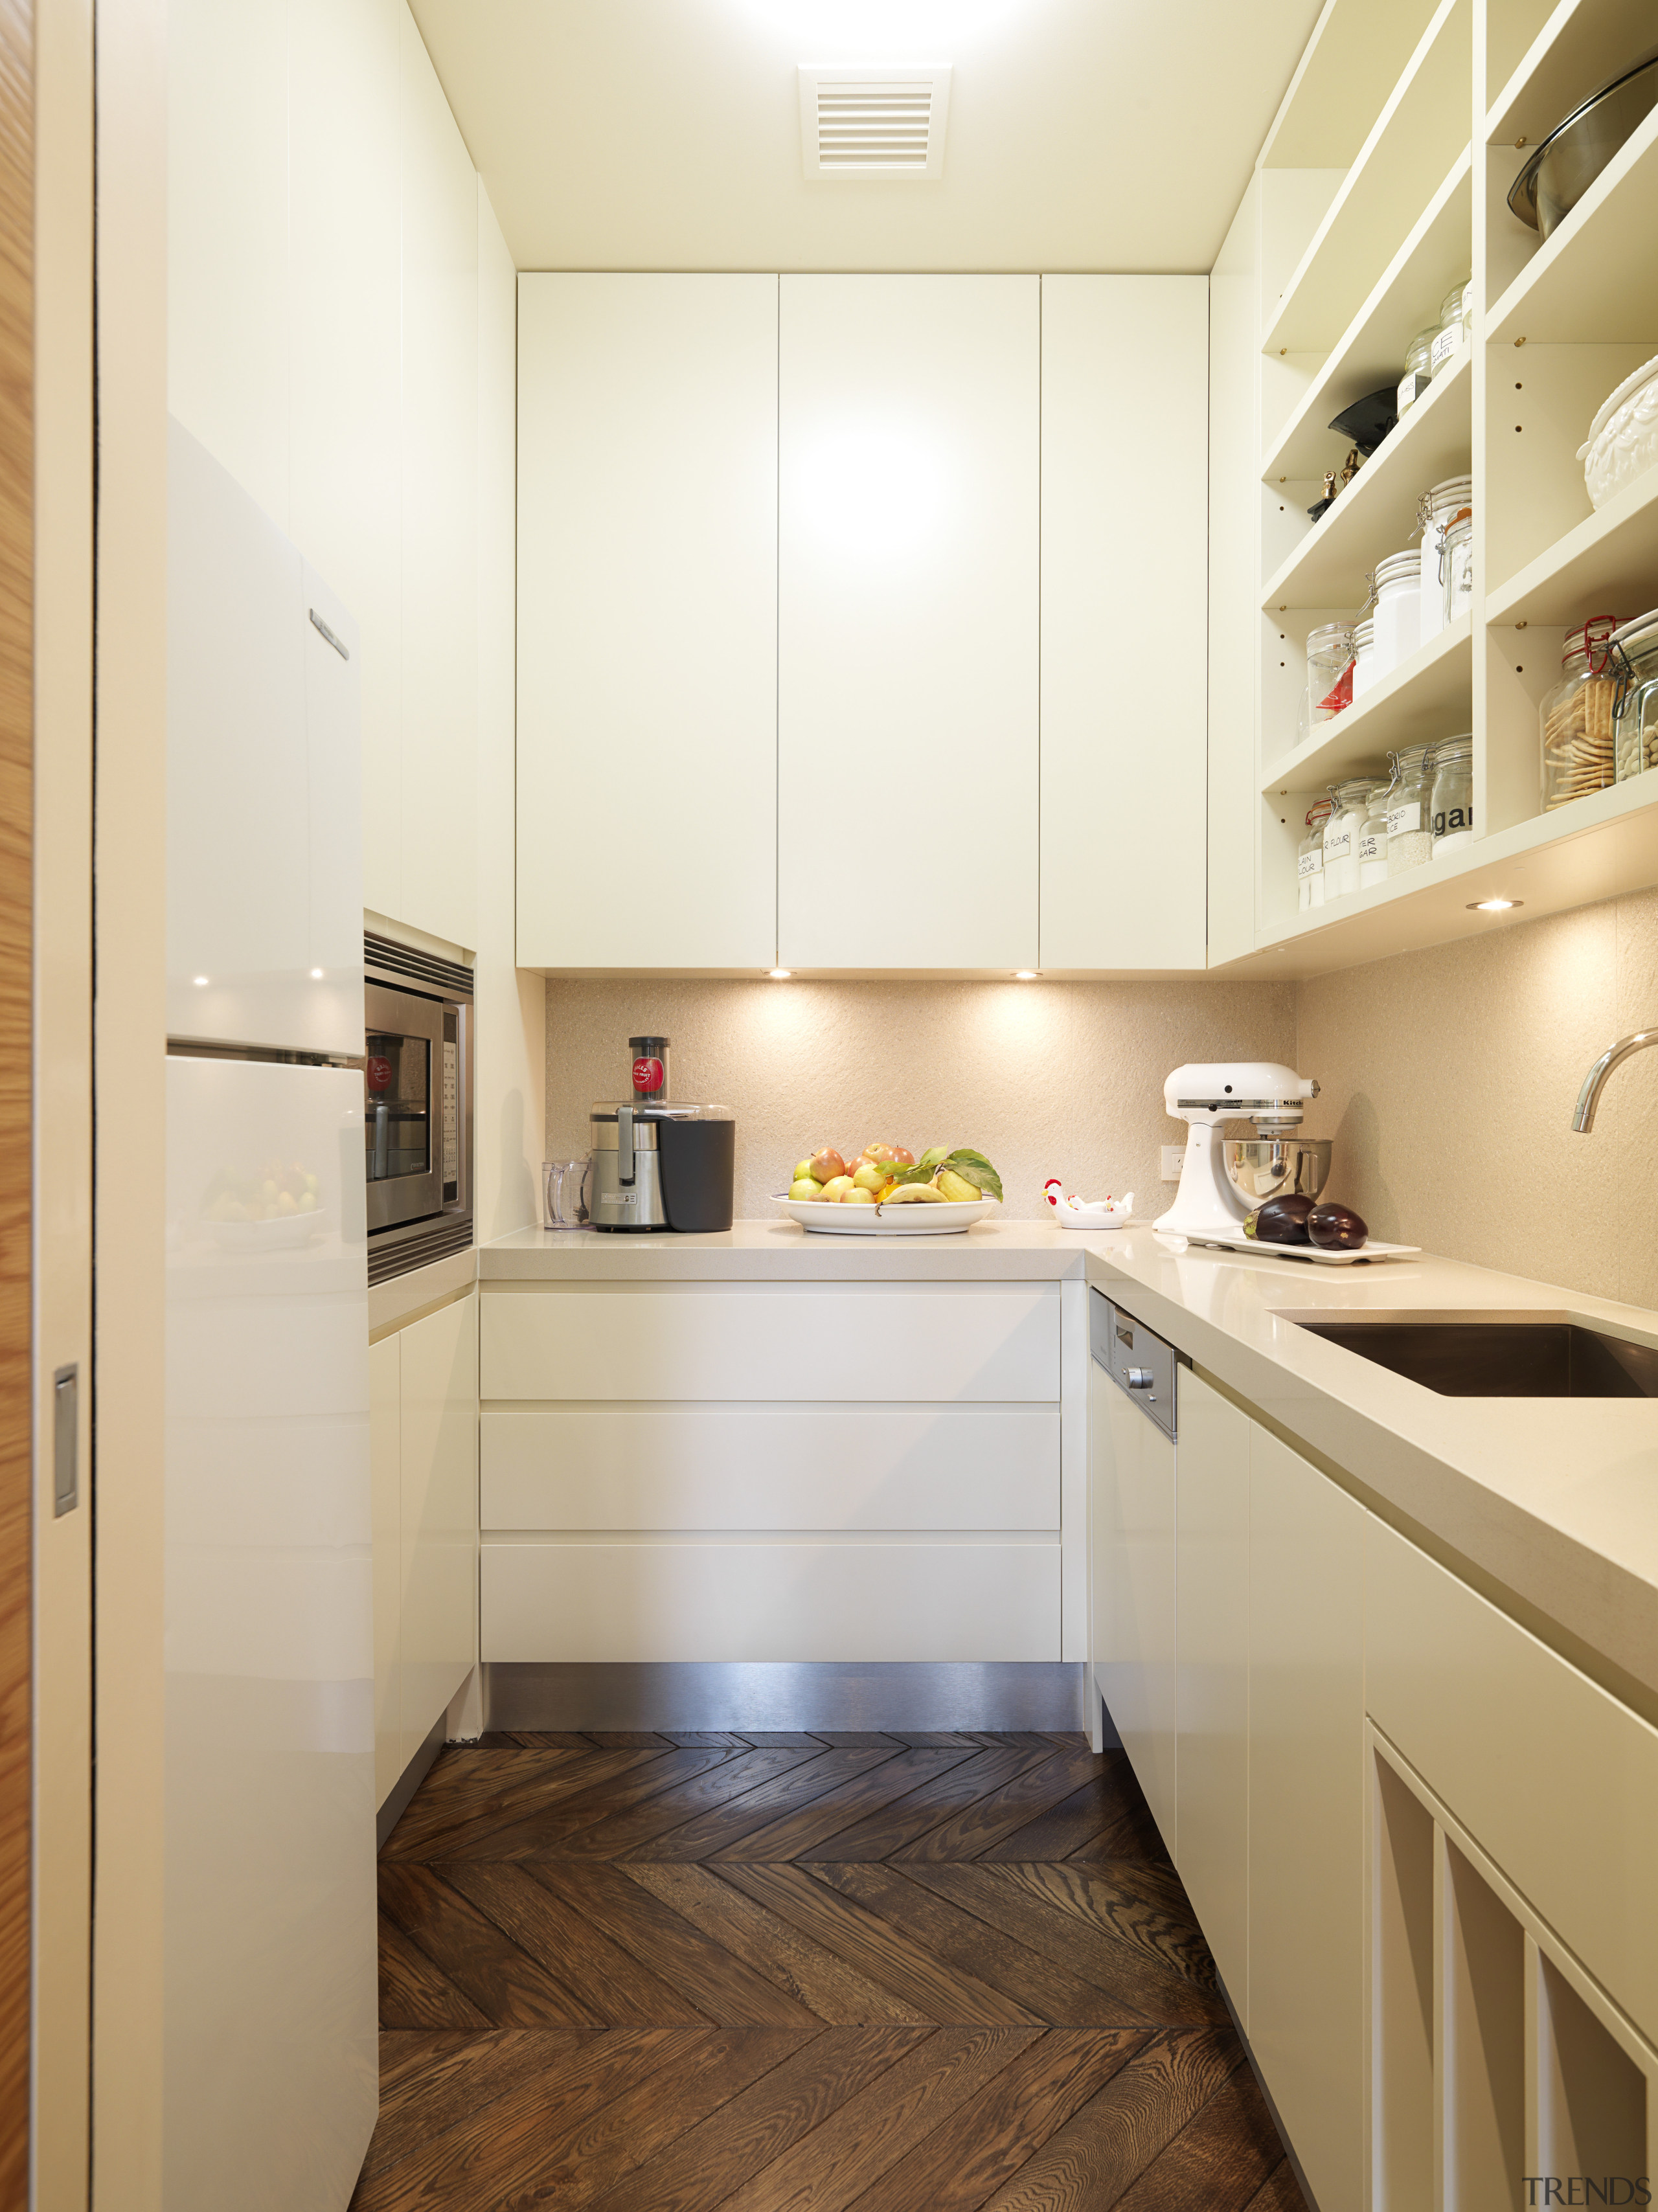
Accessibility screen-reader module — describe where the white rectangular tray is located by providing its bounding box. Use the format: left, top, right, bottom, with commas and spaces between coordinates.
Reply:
1183, 1230, 1420, 1266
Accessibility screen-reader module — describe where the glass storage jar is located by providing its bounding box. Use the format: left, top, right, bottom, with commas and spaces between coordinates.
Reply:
1298, 798, 1333, 912
1383, 743, 1434, 874
1324, 776, 1375, 899
1398, 326, 1436, 417
1351, 616, 1377, 700
1299, 621, 1356, 743
1540, 616, 1622, 811
1441, 515, 1474, 627
1418, 476, 1473, 645
1430, 280, 1472, 378
1429, 734, 1475, 856
1357, 784, 1391, 887
1372, 549, 1423, 680
1611, 609, 1658, 784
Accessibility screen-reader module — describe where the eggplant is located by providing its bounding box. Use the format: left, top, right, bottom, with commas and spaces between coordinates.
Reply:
1255, 1193, 1315, 1246
1308, 1201, 1368, 1250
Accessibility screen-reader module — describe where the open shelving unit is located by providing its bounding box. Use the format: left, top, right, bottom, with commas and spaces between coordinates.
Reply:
1210, 0, 1658, 978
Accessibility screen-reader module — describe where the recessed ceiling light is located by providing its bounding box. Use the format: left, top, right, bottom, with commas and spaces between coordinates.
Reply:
1467, 898, 1523, 912
1014, 969, 1038, 980
309, 967, 324, 979
192, 975, 209, 986
768, 967, 792, 980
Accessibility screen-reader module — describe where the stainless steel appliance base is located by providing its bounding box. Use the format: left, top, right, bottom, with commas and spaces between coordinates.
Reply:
483, 1660, 1099, 1735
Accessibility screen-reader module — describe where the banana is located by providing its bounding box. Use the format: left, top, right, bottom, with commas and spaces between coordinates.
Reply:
883, 1180, 948, 1204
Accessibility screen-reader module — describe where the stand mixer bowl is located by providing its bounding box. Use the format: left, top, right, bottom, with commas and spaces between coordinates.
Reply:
1223, 1138, 1332, 1210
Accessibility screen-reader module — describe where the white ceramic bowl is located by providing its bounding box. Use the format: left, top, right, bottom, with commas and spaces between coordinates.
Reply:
771, 1194, 997, 1236
1580, 354, 1658, 510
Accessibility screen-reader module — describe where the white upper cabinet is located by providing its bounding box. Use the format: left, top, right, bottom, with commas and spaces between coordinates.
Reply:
167, 420, 363, 1057
516, 274, 780, 973
778, 276, 1040, 973
1040, 276, 1209, 971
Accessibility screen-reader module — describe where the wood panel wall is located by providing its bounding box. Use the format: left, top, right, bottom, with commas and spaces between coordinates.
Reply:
0, 0, 32, 2198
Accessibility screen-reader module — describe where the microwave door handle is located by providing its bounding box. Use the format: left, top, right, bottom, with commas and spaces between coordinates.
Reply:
618, 1105, 635, 1186
372, 1098, 389, 1179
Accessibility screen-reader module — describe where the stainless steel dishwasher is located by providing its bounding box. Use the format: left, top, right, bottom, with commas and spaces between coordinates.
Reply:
1088, 1289, 1185, 1856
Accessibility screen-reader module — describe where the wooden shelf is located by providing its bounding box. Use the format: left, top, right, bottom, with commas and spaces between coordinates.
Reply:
1262, 0, 1471, 357
1262, 354, 1471, 611
1486, 464, 1658, 625
1220, 771, 1658, 978
1260, 616, 1473, 794
1488, 100, 1658, 346
1263, 0, 1449, 169
1262, 151, 1471, 484
1487, 0, 1657, 148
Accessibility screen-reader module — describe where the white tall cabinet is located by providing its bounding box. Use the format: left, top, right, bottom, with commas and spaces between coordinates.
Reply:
777, 276, 1041, 972
1041, 277, 1210, 970
516, 275, 780, 972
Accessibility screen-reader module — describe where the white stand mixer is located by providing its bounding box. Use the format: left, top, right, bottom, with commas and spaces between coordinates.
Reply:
1153, 1061, 1321, 1240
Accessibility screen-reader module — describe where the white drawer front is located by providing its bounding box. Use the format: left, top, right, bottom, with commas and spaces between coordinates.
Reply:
481, 1404, 1060, 1531
481, 1540, 1060, 1662
1367, 1516, 1658, 2042
481, 1287, 1060, 1403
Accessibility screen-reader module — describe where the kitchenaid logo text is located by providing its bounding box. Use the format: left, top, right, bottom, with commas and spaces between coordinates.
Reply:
1523, 2180, 1652, 2205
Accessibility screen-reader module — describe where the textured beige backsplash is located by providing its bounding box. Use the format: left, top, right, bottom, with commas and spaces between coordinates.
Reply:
544, 976, 1297, 1221
1297, 883, 1658, 1310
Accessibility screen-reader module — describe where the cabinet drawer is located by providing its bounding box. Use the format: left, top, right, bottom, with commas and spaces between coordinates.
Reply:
481, 1540, 1060, 1662
481, 1287, 1060, 1403
1367, 1517, 1658, 2042
481, 1405, 1060, 1531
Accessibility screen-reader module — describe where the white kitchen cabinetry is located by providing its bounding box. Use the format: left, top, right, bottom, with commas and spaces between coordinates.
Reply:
370, 1291, 479, 1812
1247, 1424, 1366, 2212
516, 274, 780, 973
1088, 1355, 1178, 1858
1172, 1370, 1250, 2005
777, 276, 1040, 972
1040, 278, 1209, 971
479, 1281, 1064, 1665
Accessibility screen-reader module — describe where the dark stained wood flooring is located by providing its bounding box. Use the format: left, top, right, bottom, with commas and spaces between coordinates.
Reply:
355, 1730, 1308, 2211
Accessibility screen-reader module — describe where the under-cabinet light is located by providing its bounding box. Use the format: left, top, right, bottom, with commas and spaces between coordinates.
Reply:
192, 975, 209, 987
1467, 898, 1523, 913
768, 968, 792, 980
1014, 970, 1038, 980
309, 967, 324, 979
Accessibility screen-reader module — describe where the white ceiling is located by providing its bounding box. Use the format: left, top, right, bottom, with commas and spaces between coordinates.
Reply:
410, 0, 1326, 275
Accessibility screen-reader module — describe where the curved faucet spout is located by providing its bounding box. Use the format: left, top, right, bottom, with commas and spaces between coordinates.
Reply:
1572, 1029, 1658, 1131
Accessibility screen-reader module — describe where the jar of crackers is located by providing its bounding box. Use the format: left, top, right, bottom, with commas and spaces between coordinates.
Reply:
1541, 616, 1622, 813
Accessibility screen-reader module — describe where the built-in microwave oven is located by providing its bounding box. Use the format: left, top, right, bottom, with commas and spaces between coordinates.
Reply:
364, 932, 473, 1283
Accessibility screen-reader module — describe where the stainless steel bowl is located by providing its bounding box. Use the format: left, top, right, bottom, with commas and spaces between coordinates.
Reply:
1509, 51, 1658, 239
1223, 1138, 1332, 1210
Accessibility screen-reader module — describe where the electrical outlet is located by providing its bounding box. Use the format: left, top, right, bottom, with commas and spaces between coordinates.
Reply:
1161, 1146, 1185, 1182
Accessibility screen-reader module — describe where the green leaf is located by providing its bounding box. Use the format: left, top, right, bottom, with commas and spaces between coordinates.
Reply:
944, 1149, 1004, 1203
881, 1160, 937, 1188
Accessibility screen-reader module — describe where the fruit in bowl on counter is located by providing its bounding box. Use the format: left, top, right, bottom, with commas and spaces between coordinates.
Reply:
785, 1144, 1004, 1207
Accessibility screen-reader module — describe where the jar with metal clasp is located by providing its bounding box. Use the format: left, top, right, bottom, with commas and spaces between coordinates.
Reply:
1383, 742, 1433, 874
1541, 616, 1622, 809
1429, 734, 1475, 857
1611, 608, 1658, 784
1298, 797, 1332, 912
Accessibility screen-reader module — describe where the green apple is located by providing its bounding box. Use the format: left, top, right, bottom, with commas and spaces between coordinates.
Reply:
789, 1177, 824, 1202
852, 1160, 887, 1193
793, 1157, 813, 1183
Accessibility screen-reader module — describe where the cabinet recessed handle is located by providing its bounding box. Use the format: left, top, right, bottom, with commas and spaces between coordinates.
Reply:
1126, 1368, 1155, 1390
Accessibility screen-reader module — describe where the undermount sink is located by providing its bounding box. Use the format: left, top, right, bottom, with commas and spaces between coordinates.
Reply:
1291, 1316, 1658, 1397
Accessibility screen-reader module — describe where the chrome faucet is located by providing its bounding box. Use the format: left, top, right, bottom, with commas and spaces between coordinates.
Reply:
1572, 1030, 1658, 1131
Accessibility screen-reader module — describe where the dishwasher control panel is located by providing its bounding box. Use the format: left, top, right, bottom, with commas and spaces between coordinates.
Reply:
1089, 1289, 1183, 1441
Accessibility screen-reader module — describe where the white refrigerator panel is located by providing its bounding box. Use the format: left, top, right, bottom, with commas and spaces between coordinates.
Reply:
167, 418, 363, 1054
164, 1055, 375, 2211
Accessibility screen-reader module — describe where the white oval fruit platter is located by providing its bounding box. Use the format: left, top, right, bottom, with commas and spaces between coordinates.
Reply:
771, 1195, 998, 1237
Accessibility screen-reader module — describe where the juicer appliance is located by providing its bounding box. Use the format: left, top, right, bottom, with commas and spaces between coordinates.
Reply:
588, 1035, 736, 1233
1154, 1061, 1327, 1240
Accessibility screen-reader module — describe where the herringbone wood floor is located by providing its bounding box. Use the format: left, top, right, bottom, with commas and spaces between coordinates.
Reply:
354, 1730, 1308, 2211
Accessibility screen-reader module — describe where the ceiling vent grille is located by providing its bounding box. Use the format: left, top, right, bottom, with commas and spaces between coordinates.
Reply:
799, 66, 952, 180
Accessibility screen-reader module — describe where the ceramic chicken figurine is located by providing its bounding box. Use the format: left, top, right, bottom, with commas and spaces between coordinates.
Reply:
1043, 1179, 1133, 1228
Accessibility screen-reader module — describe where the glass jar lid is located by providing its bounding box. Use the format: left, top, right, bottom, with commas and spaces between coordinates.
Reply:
1429, 733, 1473, 768
1353, 618, 1374, 648
1305, 798, 1333, 829
1439, 280, 1471, 324
1329, 776, 1376, 809
1374, 548, 1421, 591
1611, 608, 1658, 679
1563, 615, 1622, 673
1420, 475, 1474, 525
1405, 327, 1437, 370
1442, 516, 1473, 548
1388, 741, 1432, 776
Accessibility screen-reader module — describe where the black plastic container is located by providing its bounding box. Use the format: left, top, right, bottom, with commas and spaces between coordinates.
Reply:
659, 1116, 736, 1233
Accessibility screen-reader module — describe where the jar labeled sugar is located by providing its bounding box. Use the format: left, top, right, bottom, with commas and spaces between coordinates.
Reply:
1429, 734, 1475, 856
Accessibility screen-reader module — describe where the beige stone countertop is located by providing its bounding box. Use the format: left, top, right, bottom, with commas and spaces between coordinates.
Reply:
478, 1217, 1088, 1281
1083, 1228, 1658, 1721
482, 1215, 1658, 1717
